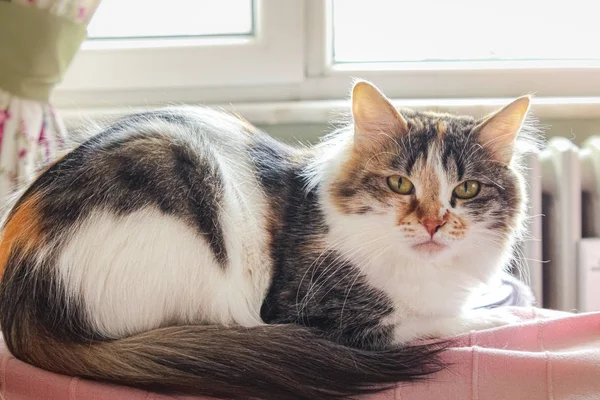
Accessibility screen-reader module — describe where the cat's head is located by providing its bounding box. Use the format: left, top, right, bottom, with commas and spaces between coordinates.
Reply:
317, 81, 535, 274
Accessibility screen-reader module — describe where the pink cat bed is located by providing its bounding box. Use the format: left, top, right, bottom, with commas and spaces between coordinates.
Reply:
1, 307, 599, 400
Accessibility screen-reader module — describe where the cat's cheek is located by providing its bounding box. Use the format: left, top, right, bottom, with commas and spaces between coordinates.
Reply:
444, 214, 469, 239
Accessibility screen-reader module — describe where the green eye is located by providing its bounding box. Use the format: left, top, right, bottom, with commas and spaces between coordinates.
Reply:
453, 180, 481, 199
387, 175, 414, 195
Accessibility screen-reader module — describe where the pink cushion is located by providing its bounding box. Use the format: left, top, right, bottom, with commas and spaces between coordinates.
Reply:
1, 307, 599, 400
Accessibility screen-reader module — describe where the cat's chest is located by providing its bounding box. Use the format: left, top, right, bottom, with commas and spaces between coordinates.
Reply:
387, 276, 465, 317
356, 257, 474, 319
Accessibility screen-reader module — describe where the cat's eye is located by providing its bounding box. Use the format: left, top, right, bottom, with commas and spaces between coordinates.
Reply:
453, 180, 481, 200
387, 175, 414, 195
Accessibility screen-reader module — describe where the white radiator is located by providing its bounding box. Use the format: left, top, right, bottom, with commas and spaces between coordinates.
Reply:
522, 137, 600, 312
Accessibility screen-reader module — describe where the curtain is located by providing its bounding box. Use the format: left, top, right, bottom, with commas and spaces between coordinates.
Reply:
0, 0, 101, 201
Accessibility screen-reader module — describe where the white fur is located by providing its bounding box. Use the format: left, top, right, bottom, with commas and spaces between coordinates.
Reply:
57, 206, 271, 338
57, 112, 273, 338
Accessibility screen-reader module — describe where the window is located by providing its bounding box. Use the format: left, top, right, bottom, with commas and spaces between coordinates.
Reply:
55, 0, 600, 109
332, 0, 600, 65
88, 0, 254, 39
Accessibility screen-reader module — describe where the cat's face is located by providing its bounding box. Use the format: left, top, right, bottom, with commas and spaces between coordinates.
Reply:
327, 81, 529, 266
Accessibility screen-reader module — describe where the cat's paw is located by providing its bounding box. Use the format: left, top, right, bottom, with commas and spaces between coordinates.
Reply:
393, 310, 520, 344
461, 309, 520, 331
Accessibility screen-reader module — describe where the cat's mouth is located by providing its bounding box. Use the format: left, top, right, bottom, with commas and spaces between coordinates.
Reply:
412, 240, 447, 254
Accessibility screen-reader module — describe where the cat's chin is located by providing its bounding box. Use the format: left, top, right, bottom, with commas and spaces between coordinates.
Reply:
406, 239, 457, 262
411, 240, 447, 254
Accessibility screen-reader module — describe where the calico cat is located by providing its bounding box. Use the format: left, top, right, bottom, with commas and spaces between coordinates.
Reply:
0, 81, 534, 400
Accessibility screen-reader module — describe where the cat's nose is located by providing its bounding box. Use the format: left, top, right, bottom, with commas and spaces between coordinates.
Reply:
420, 217, 446, 238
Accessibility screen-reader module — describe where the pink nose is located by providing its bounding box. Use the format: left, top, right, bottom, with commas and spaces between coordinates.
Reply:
420, 217, 446, 237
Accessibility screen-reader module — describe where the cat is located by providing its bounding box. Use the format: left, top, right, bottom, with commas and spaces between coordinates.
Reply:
0, 81, 535, 400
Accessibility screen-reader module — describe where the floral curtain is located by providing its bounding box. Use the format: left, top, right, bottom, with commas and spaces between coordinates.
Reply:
0, 0, 101, 201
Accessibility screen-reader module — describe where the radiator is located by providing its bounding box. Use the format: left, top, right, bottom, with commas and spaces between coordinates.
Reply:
521, 136, 600, 312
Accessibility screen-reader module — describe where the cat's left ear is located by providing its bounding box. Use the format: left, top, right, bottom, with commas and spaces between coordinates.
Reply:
475, 96, 531, 164
351, 80, 408, 152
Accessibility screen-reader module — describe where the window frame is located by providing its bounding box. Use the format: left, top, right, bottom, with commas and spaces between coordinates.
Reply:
56, 0, 305, 93
306, 1, 600, 99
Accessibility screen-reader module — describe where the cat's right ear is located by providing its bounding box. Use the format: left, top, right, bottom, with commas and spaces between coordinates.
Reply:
474, 96, 531, 164
351, 80, 408, 152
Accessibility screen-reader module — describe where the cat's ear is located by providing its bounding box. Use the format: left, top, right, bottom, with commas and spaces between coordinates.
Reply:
475, 96, 531, 164
351, 80, 408, 151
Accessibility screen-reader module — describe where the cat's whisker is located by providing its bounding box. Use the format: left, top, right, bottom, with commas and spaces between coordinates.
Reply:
296, 228, 378, 302
296, 228, 385, 317
339, 243, 393, 327
301, 234, 387, 305
458, 128, 477, 166
299, 235, 386, 315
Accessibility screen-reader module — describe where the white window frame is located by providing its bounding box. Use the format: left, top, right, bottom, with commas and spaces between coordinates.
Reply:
306, 1, 600, 99
55, 0, 600, 115
56, 0, 304, 93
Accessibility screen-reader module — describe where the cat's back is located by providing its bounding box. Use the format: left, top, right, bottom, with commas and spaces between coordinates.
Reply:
0, 107, 280, 340
14, 106, 270, 247
69, 106, 259, 172
24, 106, 269, 210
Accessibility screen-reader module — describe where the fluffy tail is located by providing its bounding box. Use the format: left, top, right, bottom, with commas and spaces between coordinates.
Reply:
12, 324, 447, 400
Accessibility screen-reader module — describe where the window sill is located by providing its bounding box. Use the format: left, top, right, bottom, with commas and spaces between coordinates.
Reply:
60, 96, 600, 129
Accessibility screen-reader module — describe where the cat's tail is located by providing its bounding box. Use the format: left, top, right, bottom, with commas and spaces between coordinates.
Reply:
8, 324, 447, 400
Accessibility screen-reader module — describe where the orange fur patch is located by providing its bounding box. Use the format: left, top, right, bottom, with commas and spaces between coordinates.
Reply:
330, 142, 394, 213
413, 161, 443, 222
0, 193, 44, 278
446, 215, 467, 238
436, 120, 447, 139
452, 217, 466, 230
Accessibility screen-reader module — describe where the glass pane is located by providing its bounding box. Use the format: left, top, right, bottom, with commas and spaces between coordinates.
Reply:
88, 0, 253, 39
333, 0, 600, 64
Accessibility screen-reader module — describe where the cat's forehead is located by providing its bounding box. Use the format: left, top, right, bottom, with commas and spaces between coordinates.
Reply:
381, 110, 480, 175
401, 109, 478, 137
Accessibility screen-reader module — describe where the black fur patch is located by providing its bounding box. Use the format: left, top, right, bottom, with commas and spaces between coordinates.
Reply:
171, 144, 227, 265
250, 136, 395, 350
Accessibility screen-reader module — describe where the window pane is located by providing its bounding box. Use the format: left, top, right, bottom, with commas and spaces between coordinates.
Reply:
88, 0, 253, 39
333, 0, 600, 64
